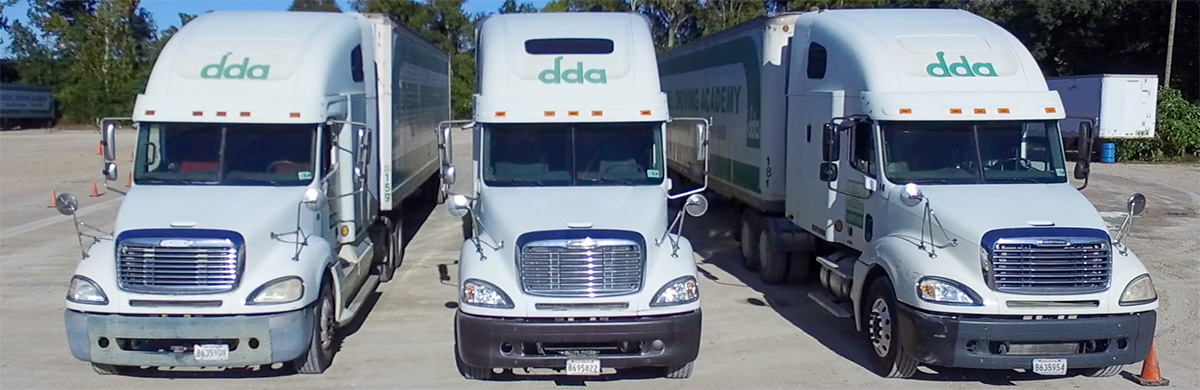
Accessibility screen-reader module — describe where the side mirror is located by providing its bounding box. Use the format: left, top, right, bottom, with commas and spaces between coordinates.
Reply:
302, 188, 327, 211
684, 193, 708, 217
822, 123, 840, 162
442, 165, 457, 185
695, 122, 709, 162
819, 162, 838, 182
102, 162, 119, 182
1128, 193, 1146, 216
101, 121, 117, 162
1074, 121, 1093, 180
446, 194, 470, 218
55, 193, 79, 216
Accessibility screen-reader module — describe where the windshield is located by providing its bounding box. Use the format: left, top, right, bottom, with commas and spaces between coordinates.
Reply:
880, 120, 1066, 185
483, 122, 665, 187
134, 122, 317, 186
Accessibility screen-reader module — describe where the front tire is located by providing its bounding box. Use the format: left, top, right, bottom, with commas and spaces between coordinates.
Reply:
91, 363, 124, 375
865, 277, 918, 378
294, 283, 336, 374
664, 361, 694, 379
455, 347, 493, 380
739, 209, 762, 270
757, 230, 788, 284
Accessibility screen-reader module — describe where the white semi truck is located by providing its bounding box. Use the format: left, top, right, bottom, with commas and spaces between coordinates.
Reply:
59, 12, 451, 374
662, 9, 1158, 378
445, 12, 710, 380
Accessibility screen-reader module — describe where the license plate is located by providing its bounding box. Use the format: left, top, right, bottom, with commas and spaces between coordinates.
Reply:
565, 359, 601, 376
193, 344, 229, 361
1032, 358, 1067, 375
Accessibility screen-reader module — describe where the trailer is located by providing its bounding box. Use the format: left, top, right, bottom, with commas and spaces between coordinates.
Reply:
0, 83, 55, 129
60, 12, 450, 375
662, 9, 1158, 379
1048, 74, 1158, 150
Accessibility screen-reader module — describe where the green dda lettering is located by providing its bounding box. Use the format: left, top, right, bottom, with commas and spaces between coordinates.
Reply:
539, 56, 607, 84
926, 51, 997, 78
201, 54, 271, 80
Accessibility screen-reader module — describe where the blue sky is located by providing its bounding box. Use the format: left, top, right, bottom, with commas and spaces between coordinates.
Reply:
2, 0, 549, 57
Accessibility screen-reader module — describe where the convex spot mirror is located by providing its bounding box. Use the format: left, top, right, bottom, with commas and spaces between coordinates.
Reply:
442, 166, 457, 185
102, 162, 119, 182
55, 193, 79, 216
302, 188, 327, 211
901, 183, 924, 207
1128, 193, 1146, 216
684, 194, 708, 217
446, 194, 470, 218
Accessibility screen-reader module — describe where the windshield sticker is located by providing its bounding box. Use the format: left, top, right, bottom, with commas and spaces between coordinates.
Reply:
1055, 168, 1065, 176
299, 171, 313, 180
647, 169, 661, 178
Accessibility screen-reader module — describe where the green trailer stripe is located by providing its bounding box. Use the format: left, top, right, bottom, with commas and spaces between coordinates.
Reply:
660, 37, 762, 149
710, 154, 761, 194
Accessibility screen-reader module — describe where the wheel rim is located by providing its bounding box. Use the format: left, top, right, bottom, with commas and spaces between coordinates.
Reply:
740, 219, 753, 260
758, 231, 770, 270
869, 297, 893, 357
318, 294, 335, 353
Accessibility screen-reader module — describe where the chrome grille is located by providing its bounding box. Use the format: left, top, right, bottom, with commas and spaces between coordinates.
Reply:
519, 238, 644, 297
987, 239, 1110, 294
117, 237, 241, 294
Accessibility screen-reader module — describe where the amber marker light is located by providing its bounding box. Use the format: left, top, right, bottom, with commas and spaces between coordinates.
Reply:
641, 110, 652, 116
974, 108, 986, 114
290, 112, 301, 118
192, 111, 203, 117
1045, 107, 1057, 114
949, 108, 963, 114
998, 108, 1011, 114
592, 110, 603, 116
544, 111, 555, 117
240, 112, 251, 117
899, 108, 912, 115
568, 111, 579, 117
495, 111, 507, 117
216, 111, 227, 117
144, 110, 155, 116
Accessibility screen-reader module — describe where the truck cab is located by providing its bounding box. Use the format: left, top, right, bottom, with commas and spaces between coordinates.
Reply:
447, 12, 708, 380
61, 12, 449, 375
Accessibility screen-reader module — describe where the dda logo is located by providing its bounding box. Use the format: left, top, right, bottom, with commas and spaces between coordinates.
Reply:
539, 56, 607, 84
201, 54, 270, 80
925, 51, 997, 78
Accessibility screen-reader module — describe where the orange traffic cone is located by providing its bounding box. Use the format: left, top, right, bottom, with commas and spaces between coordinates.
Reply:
1134, 339, 1169, 386
126, 173, 132, 187
48, 189, 57, 208
95, 141, 102, 156
129, 151, 135, 162
89, 181, 103, 198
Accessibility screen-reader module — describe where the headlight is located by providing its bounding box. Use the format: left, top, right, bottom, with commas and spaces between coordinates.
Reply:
917, 277, 981, 306
1120, 274, 1157, 306
462, 279, 513, 309
67, 276, 108, 305
247, 276, 304, 305
651, 276, 699, 307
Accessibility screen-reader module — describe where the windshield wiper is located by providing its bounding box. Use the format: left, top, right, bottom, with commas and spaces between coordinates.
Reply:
986, 177, 1044, 183
230, 178, 286, 186
489, 179, 544, 187
579, 177, 641, 186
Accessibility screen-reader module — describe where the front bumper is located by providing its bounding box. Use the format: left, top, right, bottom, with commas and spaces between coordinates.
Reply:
64, 307, 312, 367
456, 310, 701, 369
896, 303, 1156, 370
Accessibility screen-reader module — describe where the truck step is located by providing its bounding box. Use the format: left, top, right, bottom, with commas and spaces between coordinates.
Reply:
338, 274, 380, 326
815, 254, 855, 280
807, 291, 853, 319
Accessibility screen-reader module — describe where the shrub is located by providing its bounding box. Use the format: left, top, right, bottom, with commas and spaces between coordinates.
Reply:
1115, 87, 1200, 161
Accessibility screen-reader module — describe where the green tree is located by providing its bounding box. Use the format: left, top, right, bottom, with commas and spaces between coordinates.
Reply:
699, 0, 764, 37
499, 0, 538, 13
289, 0, 342, 12
639, 0, 702, 51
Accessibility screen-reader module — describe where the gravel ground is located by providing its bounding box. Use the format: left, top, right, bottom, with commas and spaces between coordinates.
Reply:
1, 128, 1196, 389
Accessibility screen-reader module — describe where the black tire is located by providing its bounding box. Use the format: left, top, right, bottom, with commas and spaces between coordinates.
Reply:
865, 277, 918, 378
757, 230, 788, 284
455, 347, 493, 380
786, 252, 814, 284
388, 217, 403, 278
1076, 365, 1123, 377
91, 363, 123, 375
739, 209, 762, 270
664, 361, 694, 379
294, 283, 336, 374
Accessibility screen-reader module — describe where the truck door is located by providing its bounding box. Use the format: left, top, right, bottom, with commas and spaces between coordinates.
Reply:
834, 120, 883, 250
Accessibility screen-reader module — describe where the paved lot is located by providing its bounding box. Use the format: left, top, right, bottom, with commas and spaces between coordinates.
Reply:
1, 128, 1197, 388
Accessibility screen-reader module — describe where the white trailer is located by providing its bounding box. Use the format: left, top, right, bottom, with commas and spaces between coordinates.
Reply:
60, 12, 450, 374
1048, 74, 1158, 149
663, 9, 1157, 379
445, 12, 709, 380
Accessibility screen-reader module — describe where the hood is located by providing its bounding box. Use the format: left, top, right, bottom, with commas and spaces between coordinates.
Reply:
115, 185, 308, 238
477, 186, 669, 246
903, 183, 1108, 246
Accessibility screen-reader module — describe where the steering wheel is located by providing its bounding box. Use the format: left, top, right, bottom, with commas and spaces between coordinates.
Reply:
987, 157, 1033, 171
266, 160, 303, 173
602, 160, 641, 174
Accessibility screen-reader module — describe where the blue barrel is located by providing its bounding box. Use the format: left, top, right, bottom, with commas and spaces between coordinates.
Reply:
1101, 142, 1116, 163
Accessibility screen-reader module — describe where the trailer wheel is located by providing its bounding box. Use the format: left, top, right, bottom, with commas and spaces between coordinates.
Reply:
91, 363, 124, 375
664, 361, 694, 379
739, 209, 763, 270
865, 277, 918, 378
294, 283, 336, 374
758, 230, 788, 284
384, 217, 403, 282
